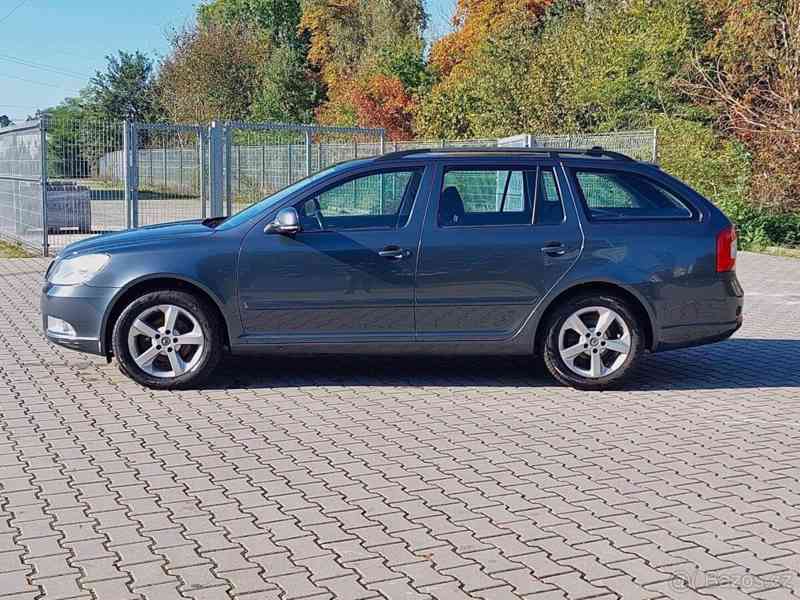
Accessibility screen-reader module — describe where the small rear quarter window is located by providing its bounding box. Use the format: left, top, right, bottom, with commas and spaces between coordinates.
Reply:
572, 169, 692, 220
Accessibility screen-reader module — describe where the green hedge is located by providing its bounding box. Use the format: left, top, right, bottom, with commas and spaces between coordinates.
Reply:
655, 115, 799, 250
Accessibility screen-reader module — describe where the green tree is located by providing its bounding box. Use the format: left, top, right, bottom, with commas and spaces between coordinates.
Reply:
0, 115, 11, 128
198, 0, 304, 48
167, 0, 321, 124
87, 50, 160, 121
250, 44, 323, 123
43, 96, 99, 178
416, 0, 711, 137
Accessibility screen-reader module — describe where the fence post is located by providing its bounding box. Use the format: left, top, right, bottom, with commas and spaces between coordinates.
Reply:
286, 142, 292, 186
123, 121, 131, 229
128, 123, 140, 228
652, 128, 658, 163
224, 126, 232, 216
236, 144, 242, 197
305, 130, 312, 177
209, 121, 224, 217
261, 141, 267, 191
379, 130, 385, 155
39, 116, 49, 257
199, 128, 207, 218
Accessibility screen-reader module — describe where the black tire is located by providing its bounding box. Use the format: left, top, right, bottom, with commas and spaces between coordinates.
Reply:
112, 290, 224, 390
542, 293, 644, 390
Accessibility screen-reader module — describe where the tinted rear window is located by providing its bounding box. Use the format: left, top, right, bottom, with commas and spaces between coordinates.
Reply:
572, 169, 692, 220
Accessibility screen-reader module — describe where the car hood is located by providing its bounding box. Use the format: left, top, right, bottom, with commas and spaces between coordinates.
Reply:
58, 220, 214, 257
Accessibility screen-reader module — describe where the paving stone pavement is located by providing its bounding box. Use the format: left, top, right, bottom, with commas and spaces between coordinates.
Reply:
0, 251, 798, 600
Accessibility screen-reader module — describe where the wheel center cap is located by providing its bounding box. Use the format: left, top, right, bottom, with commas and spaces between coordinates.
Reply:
589, 338, 600, 347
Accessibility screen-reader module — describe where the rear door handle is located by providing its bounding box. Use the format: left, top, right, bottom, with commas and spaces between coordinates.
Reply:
541, 242, 568, 256
379, 246, 412, 260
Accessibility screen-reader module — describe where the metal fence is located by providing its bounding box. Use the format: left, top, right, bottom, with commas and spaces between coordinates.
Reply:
0, 118, 657, 256
499, 130, 657, 162
0, 120, 45, 252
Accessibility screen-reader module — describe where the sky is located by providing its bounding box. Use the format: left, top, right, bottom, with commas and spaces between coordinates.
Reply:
0, 0, 457, 121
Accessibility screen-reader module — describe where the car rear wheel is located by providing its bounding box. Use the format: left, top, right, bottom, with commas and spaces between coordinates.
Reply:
112, 290, 223, 389
542, 293, 644, 390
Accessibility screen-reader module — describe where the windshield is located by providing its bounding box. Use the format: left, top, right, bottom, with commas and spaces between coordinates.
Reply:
215, 161, 363, 231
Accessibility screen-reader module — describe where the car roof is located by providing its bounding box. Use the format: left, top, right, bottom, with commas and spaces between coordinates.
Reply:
372, 146, 639, 163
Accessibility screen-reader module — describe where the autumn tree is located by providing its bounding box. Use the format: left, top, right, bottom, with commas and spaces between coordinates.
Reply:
429, 0, 554, 78
300, 0, 427, 136
685, 0, 800, 211
157, 21, 268, 123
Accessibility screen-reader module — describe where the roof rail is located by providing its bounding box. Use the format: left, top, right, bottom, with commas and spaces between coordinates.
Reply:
375, 145, 636, 162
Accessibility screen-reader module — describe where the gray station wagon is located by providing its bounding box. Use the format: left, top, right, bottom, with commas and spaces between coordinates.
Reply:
41, 147, 743, 390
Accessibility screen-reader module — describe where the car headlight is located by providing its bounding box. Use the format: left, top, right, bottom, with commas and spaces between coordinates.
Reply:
48, 253, 110, 285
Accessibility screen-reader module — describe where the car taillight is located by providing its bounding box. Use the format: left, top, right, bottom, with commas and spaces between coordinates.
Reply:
716, 225, 737, 272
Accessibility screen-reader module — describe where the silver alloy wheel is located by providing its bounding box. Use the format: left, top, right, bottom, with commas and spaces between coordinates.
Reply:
127, 304, 205, 379
558, 306, 631, 379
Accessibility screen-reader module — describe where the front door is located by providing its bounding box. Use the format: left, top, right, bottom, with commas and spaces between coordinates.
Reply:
237, 166, 427, 342
415, 161, 583, 340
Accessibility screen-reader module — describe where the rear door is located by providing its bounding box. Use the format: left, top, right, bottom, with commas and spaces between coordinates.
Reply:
415, 159, 583, 340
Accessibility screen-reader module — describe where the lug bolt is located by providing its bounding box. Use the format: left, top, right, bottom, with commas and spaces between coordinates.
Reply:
156, 345, 161, 350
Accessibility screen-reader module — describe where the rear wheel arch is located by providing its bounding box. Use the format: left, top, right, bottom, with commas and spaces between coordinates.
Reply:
534, 281, 655, 354
102, 276, 231, 357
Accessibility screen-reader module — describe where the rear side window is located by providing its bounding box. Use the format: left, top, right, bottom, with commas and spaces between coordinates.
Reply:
439, 169, 532, 226
535, 168, 565, 225
572, 169, 692, 220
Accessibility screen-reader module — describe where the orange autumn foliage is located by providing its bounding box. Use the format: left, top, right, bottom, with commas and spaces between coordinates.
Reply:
319, 74, 416, 140
430, 0, 553, 77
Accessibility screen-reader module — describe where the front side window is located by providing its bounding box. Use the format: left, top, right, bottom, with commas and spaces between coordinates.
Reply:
572, 169, 692, 220
439, 169, 532, 226
297, 169, 422, 231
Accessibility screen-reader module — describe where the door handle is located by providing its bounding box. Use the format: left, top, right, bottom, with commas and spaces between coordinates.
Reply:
541, 242, 568, 256
379, 246, 412, 260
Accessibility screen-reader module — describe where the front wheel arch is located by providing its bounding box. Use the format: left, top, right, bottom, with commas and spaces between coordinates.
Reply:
534, 282, 655, 355
102, 276, 231, 357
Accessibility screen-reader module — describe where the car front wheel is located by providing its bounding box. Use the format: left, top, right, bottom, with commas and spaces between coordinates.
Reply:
112, 290, 223, 389
542, 293, 644, 390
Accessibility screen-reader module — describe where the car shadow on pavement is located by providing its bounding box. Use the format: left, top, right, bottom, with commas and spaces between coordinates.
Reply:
207, 337, 798, 392
622, 337, 799, 391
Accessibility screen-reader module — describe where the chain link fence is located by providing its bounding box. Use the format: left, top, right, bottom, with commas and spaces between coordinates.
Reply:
0, 118, 657, 256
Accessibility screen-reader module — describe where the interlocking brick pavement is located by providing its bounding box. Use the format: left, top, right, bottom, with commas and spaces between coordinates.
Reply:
0, 251, 798, 599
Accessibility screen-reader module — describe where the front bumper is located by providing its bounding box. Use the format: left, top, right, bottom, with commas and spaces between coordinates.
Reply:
41, 282, 120, 356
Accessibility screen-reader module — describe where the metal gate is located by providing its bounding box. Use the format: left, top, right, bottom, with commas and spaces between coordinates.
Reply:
0, 120, 46, 253
127, 123, 207, 229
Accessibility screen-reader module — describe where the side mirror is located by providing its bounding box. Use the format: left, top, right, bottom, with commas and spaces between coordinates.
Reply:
265, 207, 301, 235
